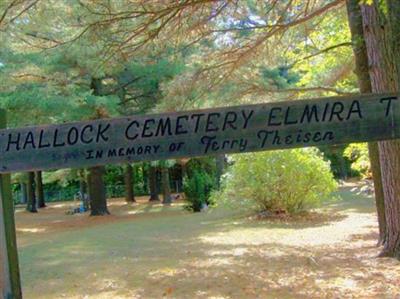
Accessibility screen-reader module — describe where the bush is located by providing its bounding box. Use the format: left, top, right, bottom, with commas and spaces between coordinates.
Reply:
343, 143, 370, 178
185, 157, 217, 178
215, 148, 337, 215
183, 170, 215, 212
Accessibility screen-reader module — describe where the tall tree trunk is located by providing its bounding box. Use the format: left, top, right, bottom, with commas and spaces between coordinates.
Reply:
346, 0, 387, 245
148, 165, 160, 201
361, 1, 400, 258
215, 154, 226, 189
124, 164, 135, 203
35, 171, 46, 208
161, 165, 172, 204
88, 166, 109, 216
20, 182, 27, 204
26, 172, 37, 213
88, 77, 109, 215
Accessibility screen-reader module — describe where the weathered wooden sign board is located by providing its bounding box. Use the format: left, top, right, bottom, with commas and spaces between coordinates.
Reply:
0, 93, 398, 174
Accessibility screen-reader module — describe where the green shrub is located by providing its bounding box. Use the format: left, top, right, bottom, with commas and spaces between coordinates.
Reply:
183, 170, 215, 212
215, 148, 337, 214
185, 157, 217, 178
343, 143, 370, 178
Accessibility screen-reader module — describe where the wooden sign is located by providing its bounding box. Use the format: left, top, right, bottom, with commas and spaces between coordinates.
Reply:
0, 93, 399, 173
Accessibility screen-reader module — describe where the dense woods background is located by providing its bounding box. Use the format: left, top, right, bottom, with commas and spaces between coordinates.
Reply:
1, 0, 400, 262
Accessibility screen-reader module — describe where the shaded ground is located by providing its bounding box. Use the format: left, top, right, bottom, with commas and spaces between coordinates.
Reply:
15, 187, 400, 298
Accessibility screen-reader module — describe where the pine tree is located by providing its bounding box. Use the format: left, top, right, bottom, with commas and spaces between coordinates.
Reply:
346, 0, 386, 246
360, 0, 400, 258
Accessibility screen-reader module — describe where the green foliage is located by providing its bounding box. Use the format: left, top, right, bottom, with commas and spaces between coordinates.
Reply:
0, 56, 120, 127
43, 169, 79, 186
11, 163, 152, 204
103, 164, 147, 195
185, 157, 217, 178
261, 66, 301, 89
120, 58, 185, 114
319, 145, 355, 178
183, 157, 218, 212
215, 149, 337, 215
104, 165, 124, 187
183, 170, 215, 212
343, 143, 370, 178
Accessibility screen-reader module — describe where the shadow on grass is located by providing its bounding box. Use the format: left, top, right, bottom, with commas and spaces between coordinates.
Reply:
18, 214, 391, 298
324, 187, 376, 214
18, 188, 397, 298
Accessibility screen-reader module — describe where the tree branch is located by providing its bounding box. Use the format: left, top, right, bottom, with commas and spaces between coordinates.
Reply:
290, 42, 352, 66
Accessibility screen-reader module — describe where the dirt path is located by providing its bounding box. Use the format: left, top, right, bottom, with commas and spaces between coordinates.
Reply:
15, 189, 400, 298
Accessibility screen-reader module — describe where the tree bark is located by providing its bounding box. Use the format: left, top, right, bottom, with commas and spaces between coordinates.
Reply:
148, 165, 160, 201
346, 0, 386, 245
35, 171, 46, 208
26, 172, 37, 213
88, 166, 109, 216
88, 77, 110, 215
361, 1, 400, 258
161, 165, 172, 204
124, 164, 135, 203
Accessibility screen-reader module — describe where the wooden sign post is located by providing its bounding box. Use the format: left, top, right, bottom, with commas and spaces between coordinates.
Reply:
0, 110, 22, 299
0, 92, 399, 298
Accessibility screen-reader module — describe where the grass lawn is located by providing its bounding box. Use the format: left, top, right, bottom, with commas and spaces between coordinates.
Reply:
15, 186, 400, 298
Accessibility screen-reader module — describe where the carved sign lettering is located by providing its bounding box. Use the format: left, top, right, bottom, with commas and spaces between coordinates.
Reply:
0, 93, 398, 173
